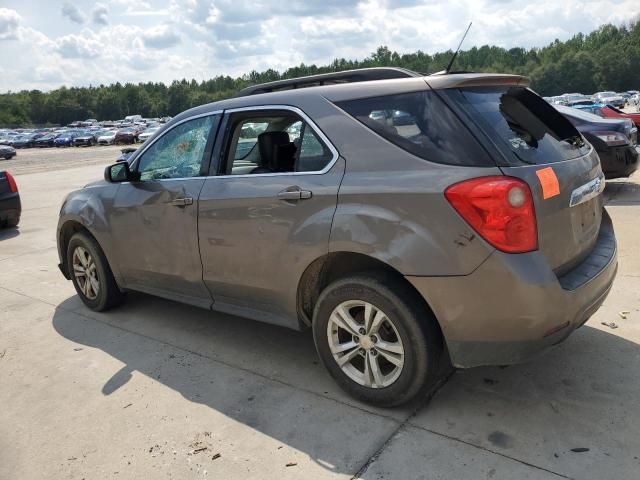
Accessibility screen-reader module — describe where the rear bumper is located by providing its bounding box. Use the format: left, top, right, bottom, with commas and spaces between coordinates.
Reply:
0, 192, 21, 224
599, 145, 639, 179
407, 211, 618, 368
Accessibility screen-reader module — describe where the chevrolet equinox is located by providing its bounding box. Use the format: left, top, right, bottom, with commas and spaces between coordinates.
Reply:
57, 68, 618, 406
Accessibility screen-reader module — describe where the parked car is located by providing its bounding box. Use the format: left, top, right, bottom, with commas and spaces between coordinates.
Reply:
34, 133, 60, 147
557, 105, 638, 178
115, 128, 138, 144
0, 136, 15, 146
138, 127, 160, 142
12, 133, 39, 148
55, 131, 81, 147
582, 104, 640, 129
593, 91, 625, 108
97, 130, 117, 145
73, 131, 98, 147
0, 145, 16, 160
116, 147, 137, 163
0, 170, 20, 228
57, 69, 618, 406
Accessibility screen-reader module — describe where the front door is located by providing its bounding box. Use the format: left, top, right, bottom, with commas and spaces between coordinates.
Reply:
109, 114, 220, 308
198, 107, 343, 326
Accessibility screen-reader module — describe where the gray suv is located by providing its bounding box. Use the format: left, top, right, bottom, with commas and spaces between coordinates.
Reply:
57, 68, 618, 406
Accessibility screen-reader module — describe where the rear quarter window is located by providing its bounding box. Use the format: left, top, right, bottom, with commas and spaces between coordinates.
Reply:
336, 90, 494, 167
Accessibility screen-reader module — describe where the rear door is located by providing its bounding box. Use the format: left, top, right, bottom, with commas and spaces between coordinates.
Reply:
443, 86, 604, 274
197, 106, 343, 327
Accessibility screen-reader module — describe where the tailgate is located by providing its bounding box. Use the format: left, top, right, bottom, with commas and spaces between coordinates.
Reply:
441, 85, 605, 273
501, 148, 604, 273
0, 172, 11, 197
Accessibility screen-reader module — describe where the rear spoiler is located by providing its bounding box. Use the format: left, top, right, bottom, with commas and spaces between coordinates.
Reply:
425, 73, 530, 90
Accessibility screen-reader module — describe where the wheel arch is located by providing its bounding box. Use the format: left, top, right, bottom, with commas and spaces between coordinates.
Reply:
58, 220, 98, 278
297, 251, 444, 341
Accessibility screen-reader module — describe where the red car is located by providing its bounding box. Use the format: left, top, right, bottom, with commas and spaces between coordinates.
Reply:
595, 105, 640, 128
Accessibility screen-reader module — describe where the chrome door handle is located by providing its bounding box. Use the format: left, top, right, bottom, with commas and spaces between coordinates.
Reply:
170, 197, 193, 206
277, 188, 312, 201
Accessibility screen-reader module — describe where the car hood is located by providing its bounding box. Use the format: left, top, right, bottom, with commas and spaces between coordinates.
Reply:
83, 178, 109, 188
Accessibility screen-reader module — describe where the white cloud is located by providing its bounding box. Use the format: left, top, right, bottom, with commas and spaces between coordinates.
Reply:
141, 24, 181, 49
0, 0, 639, 92
92, 3, 109, 26
0, 8, 21, 41
61, 2, 86, 24
55, 33, 101, 59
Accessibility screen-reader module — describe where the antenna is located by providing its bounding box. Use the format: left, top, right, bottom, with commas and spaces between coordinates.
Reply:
445, 22, 472, 74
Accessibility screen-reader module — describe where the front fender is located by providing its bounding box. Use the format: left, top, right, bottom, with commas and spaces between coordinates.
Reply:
57, 184, 122, 284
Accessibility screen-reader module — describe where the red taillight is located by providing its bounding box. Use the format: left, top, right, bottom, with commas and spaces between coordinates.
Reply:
5, 171, 18, 193
445, 176, 537, 253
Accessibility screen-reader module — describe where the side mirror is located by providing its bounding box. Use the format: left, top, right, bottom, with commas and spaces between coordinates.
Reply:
105, 162, 136, 183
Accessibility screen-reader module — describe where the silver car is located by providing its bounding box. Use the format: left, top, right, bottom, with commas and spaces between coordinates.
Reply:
57, 69, 618, 406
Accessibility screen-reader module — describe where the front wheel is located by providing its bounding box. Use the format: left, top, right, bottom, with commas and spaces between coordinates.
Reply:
313, 274, 443, 407
67, 232, 124, 311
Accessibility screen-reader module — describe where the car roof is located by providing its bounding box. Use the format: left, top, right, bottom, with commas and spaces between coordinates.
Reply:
171, 69, 529, 123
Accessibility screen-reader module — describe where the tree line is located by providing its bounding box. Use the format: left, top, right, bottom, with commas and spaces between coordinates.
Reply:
1, 20, 639, 127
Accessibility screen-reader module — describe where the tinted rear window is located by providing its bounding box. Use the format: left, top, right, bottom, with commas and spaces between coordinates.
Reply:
443, 87, 590, 166
336, 90, 494, 167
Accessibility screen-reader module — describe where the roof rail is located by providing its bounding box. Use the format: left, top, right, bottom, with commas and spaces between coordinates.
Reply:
234, 67, 421, 97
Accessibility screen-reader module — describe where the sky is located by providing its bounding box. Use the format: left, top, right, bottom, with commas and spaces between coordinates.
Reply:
0, 0, 638, 92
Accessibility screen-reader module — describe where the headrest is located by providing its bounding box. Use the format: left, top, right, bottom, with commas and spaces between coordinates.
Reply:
257, 131, 291, 168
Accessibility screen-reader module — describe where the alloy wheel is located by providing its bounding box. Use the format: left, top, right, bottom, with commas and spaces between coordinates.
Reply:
72, 246, 99, 300
327, 300, 405, 389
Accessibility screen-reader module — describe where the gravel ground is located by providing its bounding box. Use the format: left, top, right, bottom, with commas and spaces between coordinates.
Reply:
2, 144, 126, 176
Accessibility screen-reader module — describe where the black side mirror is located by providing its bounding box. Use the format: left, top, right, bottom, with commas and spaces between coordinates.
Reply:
105, 162, 136, 183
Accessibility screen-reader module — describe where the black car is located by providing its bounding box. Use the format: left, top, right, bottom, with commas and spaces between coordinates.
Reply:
12, 134, 39, 148
34, 133, 60, 147
0, 170, 20, 228
0, 145, 16, 160
557, 105, 639, 179
116, 147, 137, 163
73, 131, 98, 147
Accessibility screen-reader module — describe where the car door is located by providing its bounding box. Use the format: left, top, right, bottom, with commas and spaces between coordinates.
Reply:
109, 113, 221, 308
198, 106, 344, 327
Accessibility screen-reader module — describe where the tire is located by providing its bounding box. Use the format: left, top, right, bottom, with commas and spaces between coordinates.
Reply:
67, 232, 124, 311
312, 274, 443, 407
4, 155, 11, 160
5, 217, 19, 228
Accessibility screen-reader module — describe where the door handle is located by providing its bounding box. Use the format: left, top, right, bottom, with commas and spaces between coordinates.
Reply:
169, 197, 193, 206
277, 188, 313, 201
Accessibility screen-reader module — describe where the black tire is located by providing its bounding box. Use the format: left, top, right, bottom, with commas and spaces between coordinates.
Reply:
4, 155, 11, 160
312, 273, 443, 407
67, 232, 124, 311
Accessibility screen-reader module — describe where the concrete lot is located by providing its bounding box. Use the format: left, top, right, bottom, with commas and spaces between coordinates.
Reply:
1, 148, 639, 480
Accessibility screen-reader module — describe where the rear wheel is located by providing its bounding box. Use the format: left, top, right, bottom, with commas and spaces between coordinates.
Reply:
67, 232, 124, 311
313, 274, 443, 407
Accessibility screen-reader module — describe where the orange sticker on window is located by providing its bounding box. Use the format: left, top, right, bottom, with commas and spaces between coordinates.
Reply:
535, 167, 560, 199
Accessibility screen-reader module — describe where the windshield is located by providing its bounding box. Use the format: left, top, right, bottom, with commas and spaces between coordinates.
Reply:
444, 86, 589, 166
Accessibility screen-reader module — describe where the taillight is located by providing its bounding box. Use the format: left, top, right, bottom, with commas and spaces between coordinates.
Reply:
593, 130, 629, 146
5, 171, 18, 193
445, 176, 537, 253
